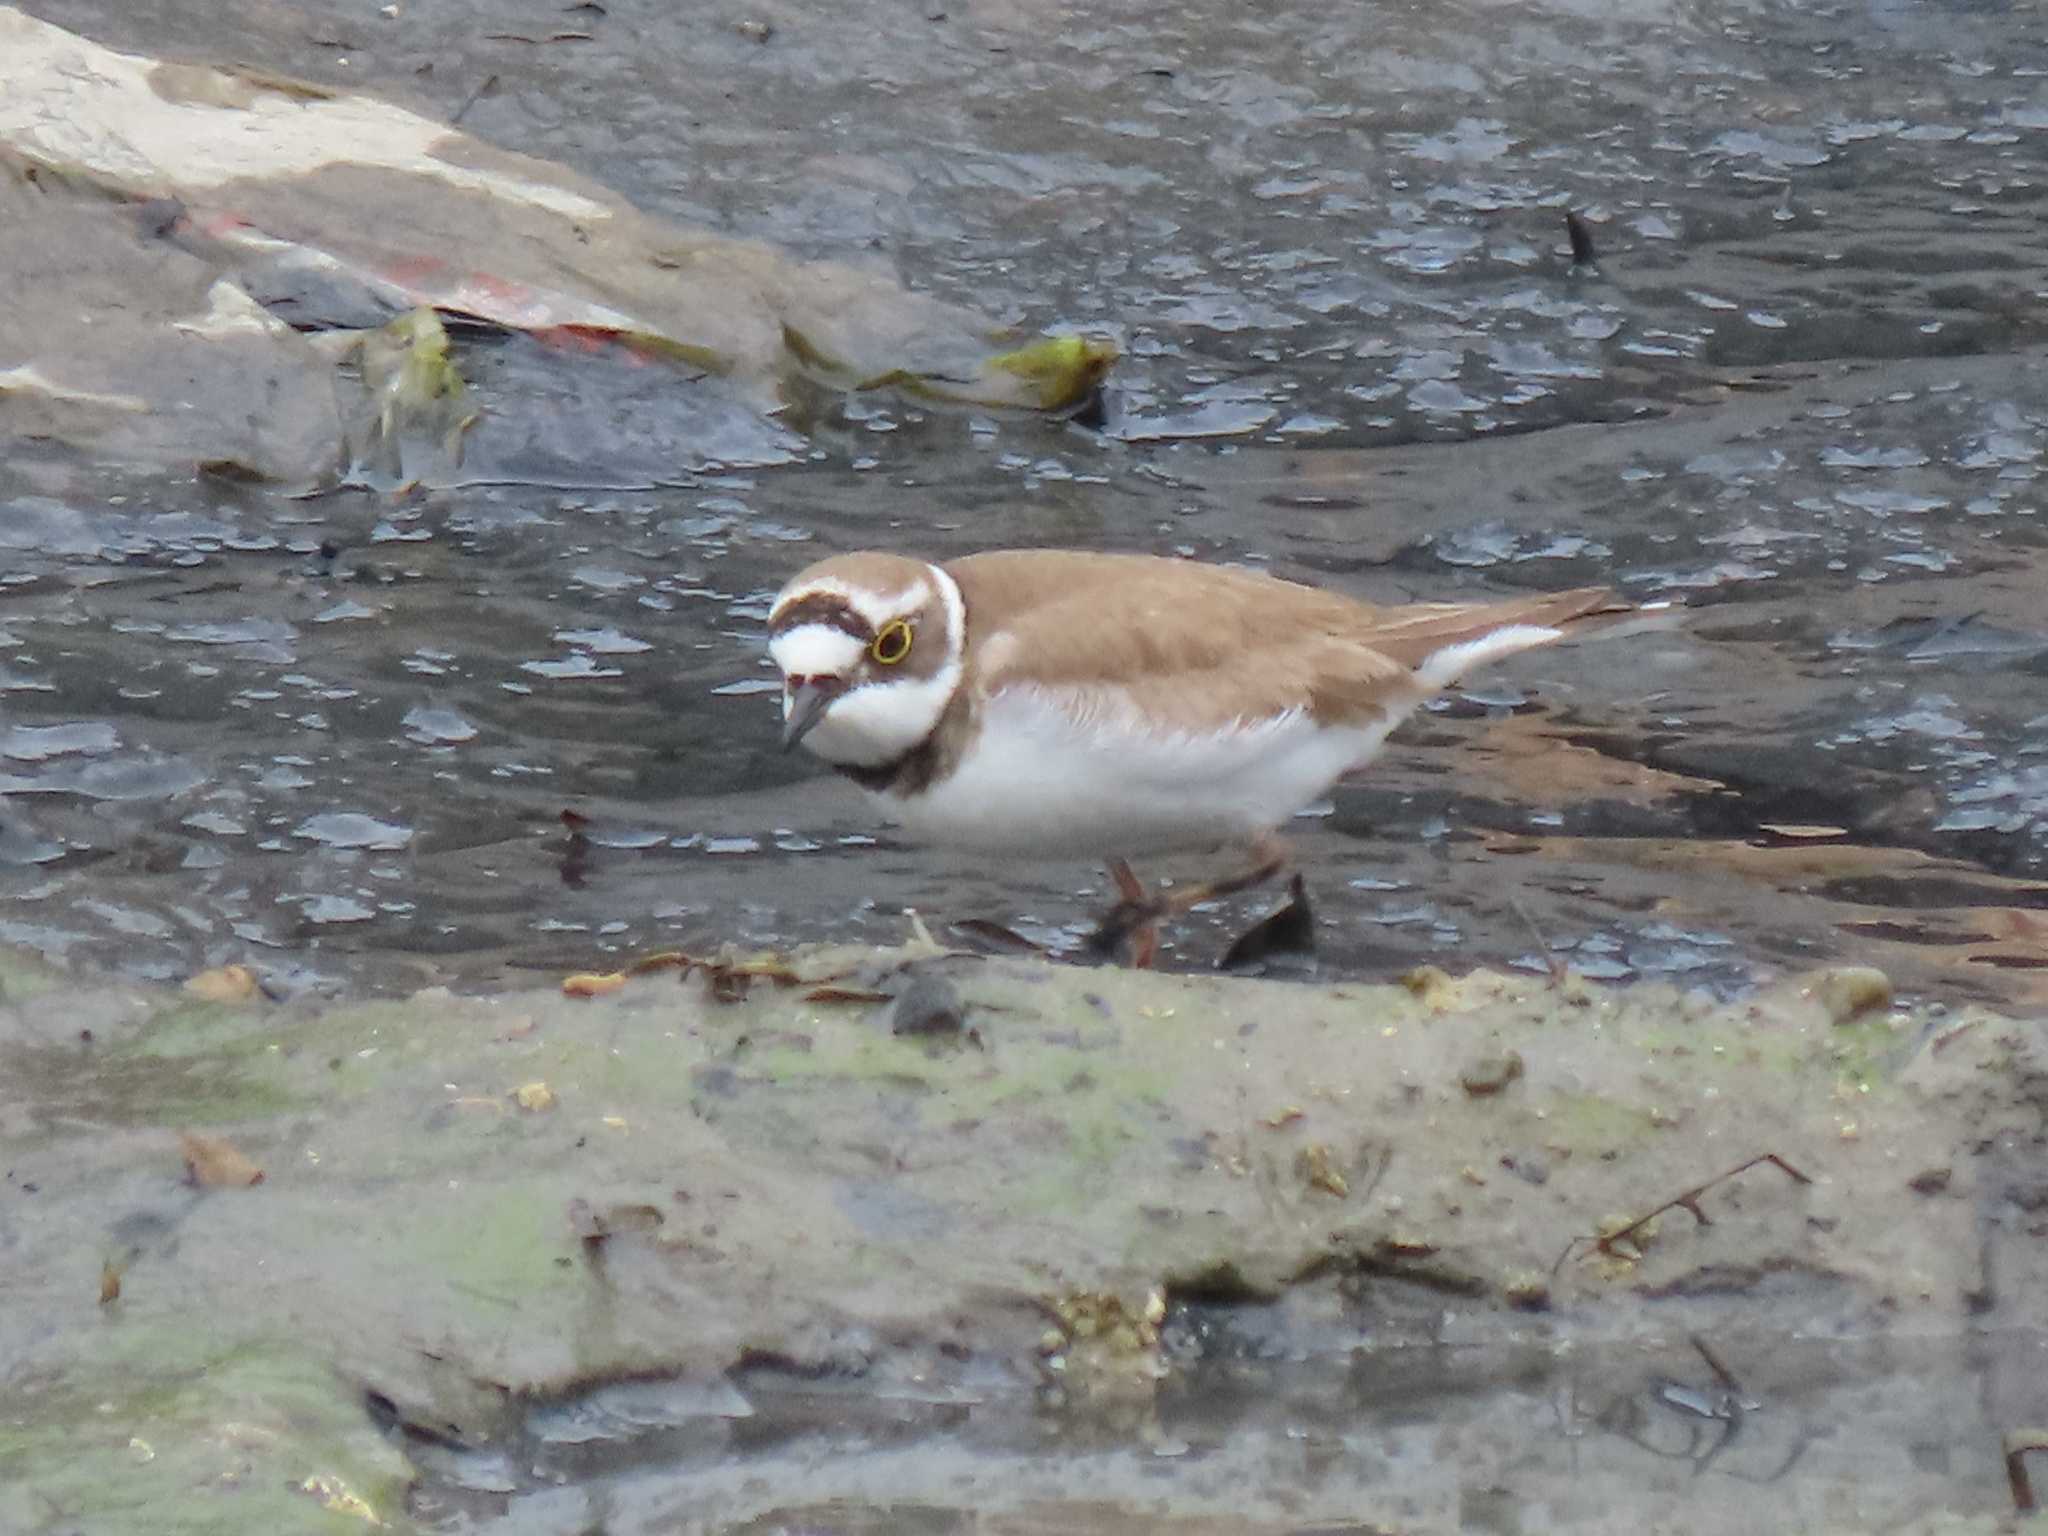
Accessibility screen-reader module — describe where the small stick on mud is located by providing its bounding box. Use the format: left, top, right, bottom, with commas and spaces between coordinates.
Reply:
1553, 1152, 1814, 1274
1505, 893, 1569, 986
1690, 1335, 1745, 1399
451, 72, 500, 126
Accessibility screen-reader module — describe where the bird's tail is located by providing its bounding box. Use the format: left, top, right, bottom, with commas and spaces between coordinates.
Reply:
1374, 587, 1672, 692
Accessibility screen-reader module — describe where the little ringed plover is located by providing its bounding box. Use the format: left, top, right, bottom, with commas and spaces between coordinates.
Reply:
767, 548, 1632, 958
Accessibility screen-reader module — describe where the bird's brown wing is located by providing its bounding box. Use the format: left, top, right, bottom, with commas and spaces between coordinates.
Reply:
948, 552, 1611, 735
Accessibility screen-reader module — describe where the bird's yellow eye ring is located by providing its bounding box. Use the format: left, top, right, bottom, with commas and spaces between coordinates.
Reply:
870, 619, 913, 665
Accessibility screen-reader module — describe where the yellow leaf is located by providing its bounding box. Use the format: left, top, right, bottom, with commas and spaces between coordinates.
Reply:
183, 964, 260, 1003
178, 1130, 264, 1188
984, 333, 1118, 410
299, 1474, 384, 1526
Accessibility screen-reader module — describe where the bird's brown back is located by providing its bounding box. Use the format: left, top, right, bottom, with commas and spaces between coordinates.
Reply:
944, 550, 1623, 733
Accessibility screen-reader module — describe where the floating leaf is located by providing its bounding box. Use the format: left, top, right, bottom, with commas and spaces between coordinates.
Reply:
983, 333, 1119, 411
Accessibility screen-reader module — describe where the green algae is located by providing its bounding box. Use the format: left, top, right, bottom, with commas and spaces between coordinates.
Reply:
1545, 1091, 1666, 1155
1, 1340, 410, 1536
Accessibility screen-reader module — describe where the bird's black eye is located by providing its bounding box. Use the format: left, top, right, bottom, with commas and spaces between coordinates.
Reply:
870, 619, 913, 665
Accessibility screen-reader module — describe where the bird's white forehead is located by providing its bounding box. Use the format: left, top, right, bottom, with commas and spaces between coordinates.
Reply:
769, 624, 865, 680
771, 575, 926, 632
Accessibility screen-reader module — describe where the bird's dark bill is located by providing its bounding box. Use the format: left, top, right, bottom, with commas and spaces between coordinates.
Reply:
781, 680, 839, 751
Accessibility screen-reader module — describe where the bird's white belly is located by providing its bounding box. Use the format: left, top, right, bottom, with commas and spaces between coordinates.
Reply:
873, 687, 1399, 858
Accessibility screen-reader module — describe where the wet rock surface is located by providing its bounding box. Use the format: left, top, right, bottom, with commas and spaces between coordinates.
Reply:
0, 1, 2046, 1004
3, 942, 2046, 1532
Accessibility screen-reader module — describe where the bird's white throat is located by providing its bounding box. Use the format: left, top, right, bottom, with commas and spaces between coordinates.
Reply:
798, 666, 959, 767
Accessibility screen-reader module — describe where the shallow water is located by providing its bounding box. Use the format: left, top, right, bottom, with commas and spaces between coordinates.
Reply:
410, 1330, 2034, 1534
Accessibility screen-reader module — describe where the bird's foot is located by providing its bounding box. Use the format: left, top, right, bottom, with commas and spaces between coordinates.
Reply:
1082, 859, 1168, 968
1083, 836, 1295, 969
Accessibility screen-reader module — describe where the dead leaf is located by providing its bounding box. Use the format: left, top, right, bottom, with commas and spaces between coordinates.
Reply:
1399, 964, 1460, 1011
948, 918, 1046, 956
803, 985, 893, 1004
700, 954, 801, 1004
297, 1474, 381, 1525
562, 971, 626, 998
179, 1130, 264, 1187
99, 1257, 123, 1305
1218, 873, 1315, 970
182, 963, 260, 1003
1460, 1050, 1526, 1097
630, 950, 691, 974
1298, 1144, 1349, 1198
513, 1081, 556, 1112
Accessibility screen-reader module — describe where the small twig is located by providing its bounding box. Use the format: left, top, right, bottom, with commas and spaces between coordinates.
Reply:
1690, 1335, 1744, 1398
451, 71, 499, 125
1504, 893, 1570, 986
1554, 1152, 1813, 1274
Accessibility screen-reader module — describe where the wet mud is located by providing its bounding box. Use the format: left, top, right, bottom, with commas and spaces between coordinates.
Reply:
4, 943, 2045, 1532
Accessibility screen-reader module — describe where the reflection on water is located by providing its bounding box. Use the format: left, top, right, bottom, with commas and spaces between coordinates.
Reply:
5, 0, 2048, 1006
407, 1330, 2028, 1534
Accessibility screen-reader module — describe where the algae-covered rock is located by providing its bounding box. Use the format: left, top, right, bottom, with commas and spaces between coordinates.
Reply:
0, 8, 1117, 486
2, 941, 2044, 1532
